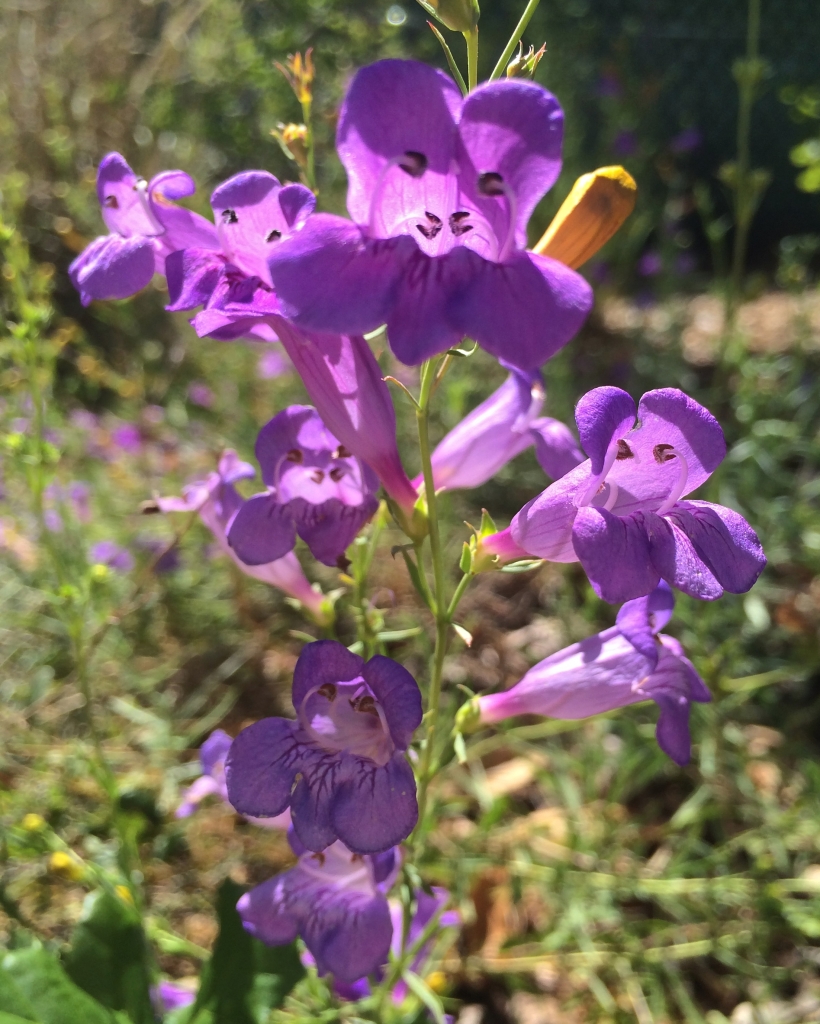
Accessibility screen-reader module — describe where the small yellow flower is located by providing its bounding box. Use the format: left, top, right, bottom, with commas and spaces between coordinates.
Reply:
22, 813, 46, 832
90, 563, 109, 581
427, 971, 448, 993
115, 884, 135, 905
49, 851, 85, 881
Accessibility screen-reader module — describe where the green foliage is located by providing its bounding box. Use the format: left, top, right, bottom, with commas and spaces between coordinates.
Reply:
64, 892, 154, 1024
181, 880, 304, 1024
1, 947, 114, 1024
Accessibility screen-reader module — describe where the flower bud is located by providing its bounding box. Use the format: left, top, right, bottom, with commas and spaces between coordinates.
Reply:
506, 42, 546, 79
49, 850, 85, 881
423, 0, 479, 33
534, 166, 637, 269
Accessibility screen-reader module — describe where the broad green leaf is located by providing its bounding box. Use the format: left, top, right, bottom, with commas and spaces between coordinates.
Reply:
64, 890, 155, 1024
2, 946, 113, 1024
0, 965, 38, 1020
0, 1013, 43, 1024
183, 879, 304, 1024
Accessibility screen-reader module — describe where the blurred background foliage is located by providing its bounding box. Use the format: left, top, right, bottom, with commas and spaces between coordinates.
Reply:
1, 0, 820, 1022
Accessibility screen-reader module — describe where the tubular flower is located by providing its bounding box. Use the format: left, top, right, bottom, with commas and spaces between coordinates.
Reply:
175, 729, 290, 829
165, 169, 315, 341
266, 59, 593, 372
69, 152, 217, 305
237, 835, 399, 984
226, 406, 379, 569
226, 640, 422, 854
155, 450, 328, 622
484, 387, 766, 603
417, 367, 583, 493
475, 584, 711, 765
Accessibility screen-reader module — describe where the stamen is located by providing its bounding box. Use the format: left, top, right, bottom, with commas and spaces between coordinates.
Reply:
602, 481, 619, 511
221, 209, 238, 224
286, 448, 303, 463
416, 211, 443, 240
655, 448, 689, 516
103, 195, 118, 209
310, 470, 325, 484
317, 683, 337, 701
369, 153, 428, 236
329, 467, 345, 482
333, 445, 352, 460
266, 229, 282, 242
577, 439, 623, 508
616, 440, 634, 460
398, 151, 427, 177
476, 172, 518, 263
449, 210, 473, 237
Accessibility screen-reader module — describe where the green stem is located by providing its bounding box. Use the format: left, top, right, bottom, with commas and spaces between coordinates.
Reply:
490, 0, 542, 81
301, 98, 316, 192
727, 0, 762, 318
447, 569, 473, 619
465, 26, 479, 91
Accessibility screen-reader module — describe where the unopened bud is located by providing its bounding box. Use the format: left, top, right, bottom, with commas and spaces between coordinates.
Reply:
422, 0, 479, 34
49, 850, 85, 881
22, 813, 46, 832
271, 123, 309, 171
506, 42, 546, 79
275, 50, 315, 107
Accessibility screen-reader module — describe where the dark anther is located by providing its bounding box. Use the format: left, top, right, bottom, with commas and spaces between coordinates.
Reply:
221, 208, 238, 224
398, 150, 428, 177
616, 439, 634, 460
449, 211, 473, 236
333, 445, 352, 460
416, 211, 443, 240
266, 229, 282, 242
477, 172, 505, 197
317, 683, 337, 701
310, 470, 325, 484
329, 467, 345, 482
286, 448, 303, 463
139, 499, 161, 514
103, 195, 119, 209
349, 695, 379, 717
653, 443, 676, 463
311, 851, 326, 866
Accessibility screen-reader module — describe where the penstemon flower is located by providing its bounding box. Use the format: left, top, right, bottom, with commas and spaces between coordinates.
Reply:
266, 59, 593, 372
470, 583, 711, 765
155, 449, 329, 622
481, 387, 766, 603
69, 152, 217, 305
226, 406, 379, 568
226, 640, 422, 853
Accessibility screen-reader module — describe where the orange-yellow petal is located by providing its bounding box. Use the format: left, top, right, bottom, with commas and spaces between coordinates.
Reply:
533, 166, 637, 269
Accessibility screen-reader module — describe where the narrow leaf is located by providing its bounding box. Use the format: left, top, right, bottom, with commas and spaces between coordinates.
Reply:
401, 970, 445, 1024
426, 22, 468, 96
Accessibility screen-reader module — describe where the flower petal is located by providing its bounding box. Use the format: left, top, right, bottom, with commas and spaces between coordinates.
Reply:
254, 406, 331, 483
572, 507, 660, 602
227, 493, 296, 566
69, 234, 156, 304
652, 693, 693, 765
448, 249, 593, 372
236, 874, 301, 947
269, 214, 414, 336
510, 465, 584, 560
530, 416, 585, 480
574, 387, 636, 475
615, 582, 675, 667
291, 495, 379, 567
292, 640, 365, 710
200, 729, 233, 776
211, 171, 296, 282
97, 152, 159, 237
458, 78, 564, 245
332, 753, 418, 854
225, 717, 304, 818
337, 59, 461, 226
668, 500, 766, 593
362, 655, 423, 750
306, 887, 393, 983
642, 510, 724, 600
165, 249, 226, 311
289, 749, 348, 852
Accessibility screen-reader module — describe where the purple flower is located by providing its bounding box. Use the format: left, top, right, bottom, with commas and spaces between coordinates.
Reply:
111, 423, 142, 453
612, 130, 639, 158
151, 980, 196, 1013
69, 152, 217, 305
274, 322, 419, 513
225, 640, 422, 854
670, 127, 703, 154
89, 540, 135, 572
476, 583, 710, 764
176, 729, 291, 828
237, 834, 399, 983
226, 406, 379, 569
266, 59, 593, 372
638, 250, 663, 277
417, 368, 583, 492
187, 381, 214, 408
164, 170, 315, 342
257, 346, 289, 379
156, 450, 329, 622
489, 386, 765, 603
44, 509, 63, 533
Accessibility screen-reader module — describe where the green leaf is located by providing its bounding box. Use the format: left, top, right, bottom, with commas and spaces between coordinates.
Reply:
64, 891, 154, 1024
0, 965, 38, 1020
401, 970, 445, 1024
0, 1013, 43, 1024
1, 947, 113, 1024
184, 880, 304, 1024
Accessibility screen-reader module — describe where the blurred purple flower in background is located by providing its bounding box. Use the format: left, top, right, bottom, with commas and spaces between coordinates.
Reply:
485, 387, 766, 602
638, 250, 663, 277
671, 127, 703, 154
69, 152, 217, 305
257, 346, 289, 379
187, 382, 215, 408
89, 540, 134, 572
156, 450, 329, 622
111, 423, 142, 453
267, 59, 593, 372
226, 640, 422, 854
476, 584, 711, 764
237, 835, 398, 983
150, 980, 196, 1014
227, 405, 379, 568
612, 130, 638, 158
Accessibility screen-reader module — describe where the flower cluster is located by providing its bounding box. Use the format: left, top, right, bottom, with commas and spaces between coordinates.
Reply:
71, 50, 766, 998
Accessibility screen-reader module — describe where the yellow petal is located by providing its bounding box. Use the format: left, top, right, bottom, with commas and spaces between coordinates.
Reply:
533, 166, 637, 269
